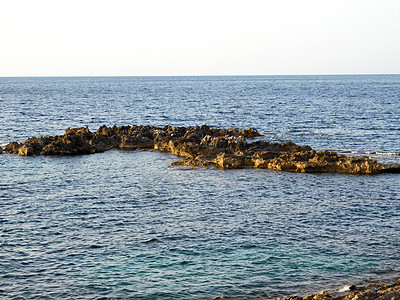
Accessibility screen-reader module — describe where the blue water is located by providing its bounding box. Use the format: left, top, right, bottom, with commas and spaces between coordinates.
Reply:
1, 75, 400, 299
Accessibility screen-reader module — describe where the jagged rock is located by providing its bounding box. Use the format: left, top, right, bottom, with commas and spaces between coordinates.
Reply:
5, 142, 22, 154
41, 128, 95, 155
278, 279, 400, 300
282, 280, 400, 300
200, 135, 247, 151
215, 280, 400, 299
213, 153, 245, 169
5, 125, 400, 175
17, 137, 46, 156
119, 135, 154, 150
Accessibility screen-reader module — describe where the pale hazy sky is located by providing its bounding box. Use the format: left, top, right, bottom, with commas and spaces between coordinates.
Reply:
1, 0, 399, 76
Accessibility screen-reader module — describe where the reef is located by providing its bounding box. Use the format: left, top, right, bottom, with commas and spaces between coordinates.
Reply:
4, 125, 400, 175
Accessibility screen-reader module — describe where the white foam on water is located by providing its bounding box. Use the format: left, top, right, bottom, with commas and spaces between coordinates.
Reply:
348, 150, 399, 156
373, 152, 400, 156
338, 285, 352, 292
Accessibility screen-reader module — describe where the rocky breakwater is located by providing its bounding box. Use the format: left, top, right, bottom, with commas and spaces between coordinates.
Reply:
4, 125, 400, 175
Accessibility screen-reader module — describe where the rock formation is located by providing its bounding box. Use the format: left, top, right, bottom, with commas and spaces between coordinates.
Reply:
214, 279, 400, 300
4, 125, 400, 175
280, 279, 400, 300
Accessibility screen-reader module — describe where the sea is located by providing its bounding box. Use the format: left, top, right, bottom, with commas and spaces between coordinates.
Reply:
0, 75, 399, 299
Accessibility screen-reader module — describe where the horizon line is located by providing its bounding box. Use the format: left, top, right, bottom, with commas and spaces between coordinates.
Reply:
1, 73, 400, 78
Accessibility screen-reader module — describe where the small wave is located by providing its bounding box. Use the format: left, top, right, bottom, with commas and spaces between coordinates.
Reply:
348, 150, 400, 156
372, 152, 400, 156
142, 238, 159, 244
337, 285, 356, 292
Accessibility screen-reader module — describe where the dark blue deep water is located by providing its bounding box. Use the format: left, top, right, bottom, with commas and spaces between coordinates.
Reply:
1, 75, 400, 299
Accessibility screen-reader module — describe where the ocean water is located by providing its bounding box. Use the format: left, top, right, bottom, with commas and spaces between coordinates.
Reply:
0, 75, 400, 299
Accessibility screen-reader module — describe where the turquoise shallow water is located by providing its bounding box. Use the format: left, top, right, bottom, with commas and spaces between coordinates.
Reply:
1, 75, 400, 299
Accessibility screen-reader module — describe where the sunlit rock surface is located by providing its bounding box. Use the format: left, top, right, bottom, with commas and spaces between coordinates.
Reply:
279, 279, 400, 300
5, 125, 400, 175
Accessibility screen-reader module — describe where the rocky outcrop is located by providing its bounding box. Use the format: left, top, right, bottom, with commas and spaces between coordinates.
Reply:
4, 125, 400, 175
213, 279, 400, 300
279, 279, 400, 300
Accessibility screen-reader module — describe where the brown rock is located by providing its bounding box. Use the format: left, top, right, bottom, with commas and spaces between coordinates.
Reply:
280, 279, 400, 300
200, 135, 247, 151
213, 153, 245, 169
5, 142, 22, 154
119, 135, 154, 150
4, 125, 400, 175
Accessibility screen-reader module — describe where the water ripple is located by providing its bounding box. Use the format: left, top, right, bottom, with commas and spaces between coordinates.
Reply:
1, 76, 400, 299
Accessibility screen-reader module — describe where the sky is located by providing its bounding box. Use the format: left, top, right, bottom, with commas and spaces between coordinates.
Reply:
1, 0, 400, 76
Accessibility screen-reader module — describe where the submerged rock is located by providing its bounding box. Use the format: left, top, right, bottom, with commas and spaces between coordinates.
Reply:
5, 125, 400, 175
